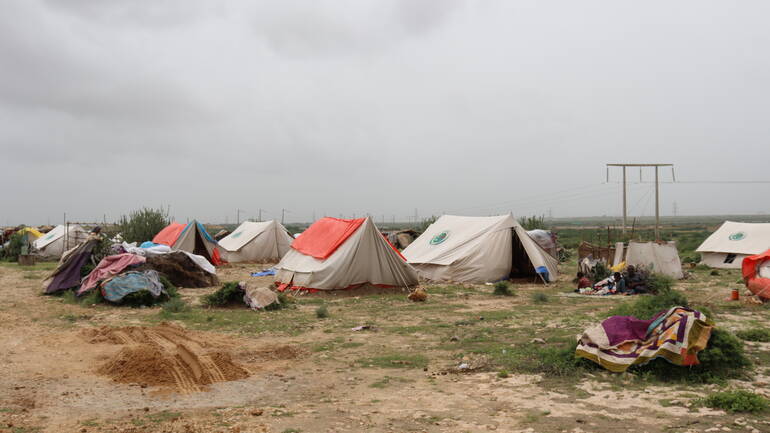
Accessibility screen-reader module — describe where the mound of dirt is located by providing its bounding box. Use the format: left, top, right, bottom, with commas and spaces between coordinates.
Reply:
237, 344, 306, 362
87, 323, 248, 393
136, 252, 219, 288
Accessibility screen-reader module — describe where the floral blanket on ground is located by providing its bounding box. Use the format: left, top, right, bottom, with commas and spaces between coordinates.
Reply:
575, 306, 712, 372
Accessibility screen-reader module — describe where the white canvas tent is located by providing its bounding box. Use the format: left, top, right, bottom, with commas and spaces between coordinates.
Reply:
218, 220, 293, 263
696, 221, 770, 269
274, 217, 418, 291
402, 214, 559, 284
625, 241, 684, 279
33, 224, 89, 258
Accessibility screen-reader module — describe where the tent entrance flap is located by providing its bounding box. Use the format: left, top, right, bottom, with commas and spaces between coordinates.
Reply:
510, 231, 537, 280
193, 228, 212, 262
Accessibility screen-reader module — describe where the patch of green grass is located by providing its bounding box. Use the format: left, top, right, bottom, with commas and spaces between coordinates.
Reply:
736, 327, 770, 342
145, 411, 182, 424
315, 305, 329, 319
355, 353, 429, 369
699, 390, 769, 413
152, 308, 313, 336
161, 297, 190, 313
369, 375, 413, 388
281, 429, 302, 433
80, 419, 100, 427
492, 281, 514, 296
531, 292, 550, 303
497, 369, 509, 378
608, 287, 691, 320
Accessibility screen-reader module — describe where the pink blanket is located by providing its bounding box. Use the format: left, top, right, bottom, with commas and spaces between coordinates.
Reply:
78, 253, 146, 295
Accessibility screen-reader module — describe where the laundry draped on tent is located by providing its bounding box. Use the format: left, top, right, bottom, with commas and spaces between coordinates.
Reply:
274, 217, 418, 291
402, 214, 558, 284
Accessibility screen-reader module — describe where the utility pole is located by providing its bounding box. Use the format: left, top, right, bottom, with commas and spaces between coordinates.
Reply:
281, 208, 286, 224
258, 208, 262, 222
607, 163, 674, 241
236, 209, 241, 225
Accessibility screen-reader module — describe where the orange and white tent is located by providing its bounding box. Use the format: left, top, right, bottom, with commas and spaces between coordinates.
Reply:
274, 217, 418, 291
152, 220, 222, 265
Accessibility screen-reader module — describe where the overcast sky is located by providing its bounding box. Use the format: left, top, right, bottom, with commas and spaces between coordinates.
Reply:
2, 0, 769, 226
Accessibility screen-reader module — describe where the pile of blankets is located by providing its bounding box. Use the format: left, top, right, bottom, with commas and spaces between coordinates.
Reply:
576, 307, 712, 372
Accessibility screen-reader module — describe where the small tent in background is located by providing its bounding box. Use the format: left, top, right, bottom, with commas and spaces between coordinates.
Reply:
402, 214, 558, 284
218, 220, 293, 263
33, 224, 89, 259
696, 221, 770, 269
625, 241, 684, 279
152, 221, 221, 265
275, 217, 418, 291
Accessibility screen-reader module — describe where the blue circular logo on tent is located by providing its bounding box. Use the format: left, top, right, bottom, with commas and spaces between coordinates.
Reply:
430, 231, 449, 245
729, 232, 746, 241
231, 232, 243, 238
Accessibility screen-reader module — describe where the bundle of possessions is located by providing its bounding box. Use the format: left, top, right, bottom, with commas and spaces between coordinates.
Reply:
575, 265, 649, 296
43, 238, 218, 304
576, 306, 712, 372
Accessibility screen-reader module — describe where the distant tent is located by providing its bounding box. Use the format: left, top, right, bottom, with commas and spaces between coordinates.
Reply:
625, 241, 684, 279
152, 221, 221, 265
274, 217, 418, 291
218, 220, 293, 263
696, 221, 770, 269
402, 214, 558, 284
33, 224, 89, 258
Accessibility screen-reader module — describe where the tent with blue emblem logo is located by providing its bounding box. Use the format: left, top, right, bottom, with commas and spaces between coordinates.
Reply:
402, 214, 558, 284
218, 220, 293, 263
696, 221, 770, 269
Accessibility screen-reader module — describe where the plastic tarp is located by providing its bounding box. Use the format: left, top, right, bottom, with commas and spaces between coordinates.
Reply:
402, 214, 559, 284
17, 227, 43, 239
34, 224, 89, 258
101, 270, 165, 303
275, 217, 418, 291
625, 241, 684, 279
290, 217, 366, 260
78, 253, 146, 295
152, 223, 187, 246
741, 250, 770, 300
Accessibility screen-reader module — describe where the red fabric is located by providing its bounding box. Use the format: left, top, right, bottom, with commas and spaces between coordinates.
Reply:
152, 222, 186, 246
211, 248, 223, 266
291, 217, 365, 260
78, 253, 146, 295
742, 250, 770, 300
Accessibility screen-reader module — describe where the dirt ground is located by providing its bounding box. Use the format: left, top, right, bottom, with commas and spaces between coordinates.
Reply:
1, 262, 769, 433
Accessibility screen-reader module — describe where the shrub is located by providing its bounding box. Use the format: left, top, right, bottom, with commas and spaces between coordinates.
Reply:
316, 305, 329, 319
531, 292, 549, 304
646, 273, 674, 295
631, 328, 751, 383
497, 369, 509, 378
608, 287, 689, 320
710, 270, 720, 276
117, 207, 170, 244
1, 232, 25, 262
492, 281, 513, 296
591, 261, 611, 281
700, 390, 769, 413
736, 328, 770, 342
518, 215, 547, 230
263, 292, 289, 311
202, 282, 243, 307
161, 297, 190, 313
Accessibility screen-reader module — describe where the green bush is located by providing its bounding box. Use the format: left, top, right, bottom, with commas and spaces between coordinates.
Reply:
1, 232, 25, 262
161, 297, 190, 313
710, 270, 720, 276
736, 328, 770, 342
700, 390, 769, 413
646, 273, 674, 295
316, 305, 329, 319
531, 292, 550, 304
519, 215, 548, 230
492, 281, 514, 296
631, 328, 751, 383
608, 287, 689, 319
496, 340, 595, 377
591, 261, 611, 281
263, 292, 289, 311
202, 282, 243, 307
117, 207, 170, 243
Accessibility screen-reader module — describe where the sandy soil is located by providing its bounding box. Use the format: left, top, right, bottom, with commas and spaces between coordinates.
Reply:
0, 262, 768, 433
